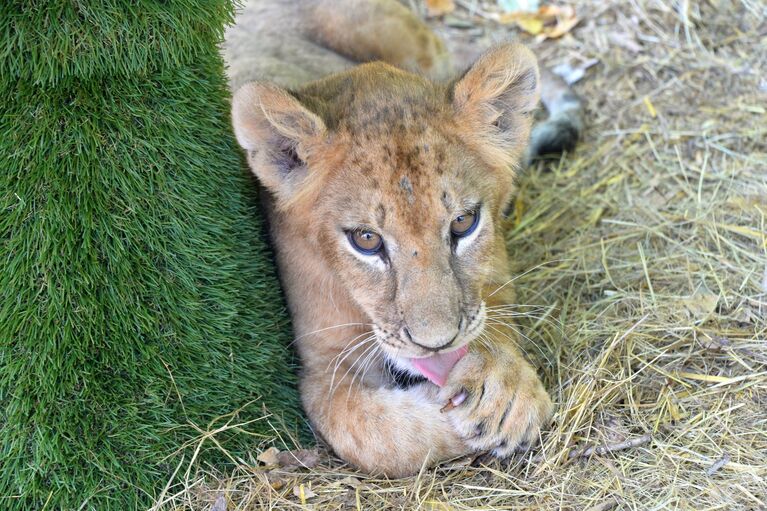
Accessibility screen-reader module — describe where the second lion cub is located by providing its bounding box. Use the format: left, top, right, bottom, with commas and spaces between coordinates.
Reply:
226, 0, 581, 476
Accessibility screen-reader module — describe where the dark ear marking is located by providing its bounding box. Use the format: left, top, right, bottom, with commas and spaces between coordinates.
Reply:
272, 143, 302, 177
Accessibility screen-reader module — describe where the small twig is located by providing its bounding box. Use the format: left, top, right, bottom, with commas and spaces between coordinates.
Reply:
568, 434, 652, 459
706, 454, 730, 475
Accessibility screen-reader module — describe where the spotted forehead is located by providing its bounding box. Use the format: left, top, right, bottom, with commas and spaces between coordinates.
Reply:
336, 129, 480, 237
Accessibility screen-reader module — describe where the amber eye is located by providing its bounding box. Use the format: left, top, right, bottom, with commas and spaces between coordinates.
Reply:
450, 210, 479, 238
349, 229, 384, 255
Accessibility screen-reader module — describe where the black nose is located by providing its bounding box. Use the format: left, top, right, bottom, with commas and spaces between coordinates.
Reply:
403, 327, 458, 352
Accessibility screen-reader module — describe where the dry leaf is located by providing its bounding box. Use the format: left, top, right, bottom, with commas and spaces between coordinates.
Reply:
442, 454, 476, 469
537, 4, 565, 17
515, 15, 544, 35
608, 31, 643, 53
595, 412, 629, 444
707, 454, 730, 476
584, 498, 619, 511
293, 483, 317, 502
339, 475, 364, 489
499, 0, 539, 13
499, 5, 579, 39
210, 494, 227, 511
552, 58, 599, 85
425, 0, 455, 17
424, 500, 452, 511
682, 289, 719, 318
700, 335, 730, 351
256, 446, 280, 465
543, 13, 579, 38
276, 448, 321, 469
264, 469, 293, 491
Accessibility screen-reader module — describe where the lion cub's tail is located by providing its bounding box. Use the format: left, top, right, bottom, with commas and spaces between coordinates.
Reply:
525, 67, 584, 165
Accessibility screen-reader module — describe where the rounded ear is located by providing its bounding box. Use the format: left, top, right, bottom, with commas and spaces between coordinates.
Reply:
231, 82, 326, 201
451, 43, 541, 169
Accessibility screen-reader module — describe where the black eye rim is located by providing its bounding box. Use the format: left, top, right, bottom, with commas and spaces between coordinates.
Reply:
451, 208, 481, 238
347, 229, 384, 255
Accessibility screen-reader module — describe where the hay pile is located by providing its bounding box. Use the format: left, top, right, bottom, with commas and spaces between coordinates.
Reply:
158, 0, 766, 508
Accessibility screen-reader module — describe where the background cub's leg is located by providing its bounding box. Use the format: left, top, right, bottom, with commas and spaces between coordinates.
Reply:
305, 0, 453, 80
300, 368, 470, 476
526, 67, 584, 161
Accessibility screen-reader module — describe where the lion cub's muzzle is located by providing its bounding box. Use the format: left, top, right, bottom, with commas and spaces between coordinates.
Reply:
376, 302, 487, 358
400, 324, 459, 352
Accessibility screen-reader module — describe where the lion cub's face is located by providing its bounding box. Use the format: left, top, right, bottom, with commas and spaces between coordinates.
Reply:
233, 44, 540, 364
316, 129, 498, 359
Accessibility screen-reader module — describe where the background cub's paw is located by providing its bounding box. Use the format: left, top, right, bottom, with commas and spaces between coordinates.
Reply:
439, 351, 554, 457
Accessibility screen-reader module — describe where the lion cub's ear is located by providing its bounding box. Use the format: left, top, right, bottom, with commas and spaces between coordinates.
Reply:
451, 43, 541, 168
232, 82, 326, 203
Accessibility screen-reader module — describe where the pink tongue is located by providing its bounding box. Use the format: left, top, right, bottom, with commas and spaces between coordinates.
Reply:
410, 345, 468, 387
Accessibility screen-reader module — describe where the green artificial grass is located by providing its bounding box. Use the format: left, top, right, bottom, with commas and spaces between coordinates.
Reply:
1, 1, 232, 87
1, 2, 301, 509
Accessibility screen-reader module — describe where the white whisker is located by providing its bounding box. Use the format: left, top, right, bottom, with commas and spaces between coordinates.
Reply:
347, 346, 382, 403
328, 334, 376, 397
486, 308, 563, 335
484, 258, 572, 298
290, 322, 373, 347
326, 330, 376, 373
484, 321, 554, 365
330, 338, 379, 398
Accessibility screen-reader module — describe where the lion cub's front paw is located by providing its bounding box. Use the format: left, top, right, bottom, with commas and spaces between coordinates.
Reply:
438, 350, 553, 457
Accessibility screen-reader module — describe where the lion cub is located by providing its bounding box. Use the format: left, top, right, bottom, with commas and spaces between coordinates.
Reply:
227, 0, 579, 476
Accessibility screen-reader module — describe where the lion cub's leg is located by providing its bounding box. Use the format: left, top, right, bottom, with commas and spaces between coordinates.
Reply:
305, 0, 452, 80
301, 366, 470, 476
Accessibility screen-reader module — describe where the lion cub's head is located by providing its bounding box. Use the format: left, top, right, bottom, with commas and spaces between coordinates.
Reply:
233, 44, 540, 368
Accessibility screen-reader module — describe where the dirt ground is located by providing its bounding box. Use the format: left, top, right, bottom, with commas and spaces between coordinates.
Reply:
158, 1, 767, 509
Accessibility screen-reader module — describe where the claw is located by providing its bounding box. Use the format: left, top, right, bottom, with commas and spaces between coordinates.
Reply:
440, 389, 468, 413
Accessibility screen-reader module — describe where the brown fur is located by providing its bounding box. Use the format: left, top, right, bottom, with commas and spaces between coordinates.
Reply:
228, 0, 553, 476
